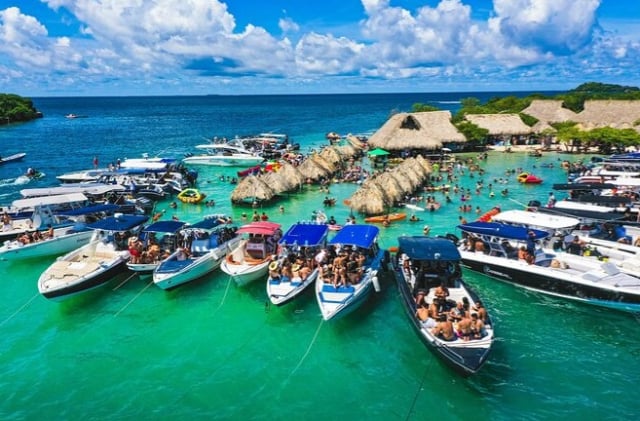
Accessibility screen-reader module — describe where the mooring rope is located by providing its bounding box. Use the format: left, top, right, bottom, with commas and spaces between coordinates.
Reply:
113, 280, 153, 317
0, 292, 39, 327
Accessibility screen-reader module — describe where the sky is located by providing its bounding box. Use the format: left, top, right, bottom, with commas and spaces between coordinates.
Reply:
0, 0, 638, 96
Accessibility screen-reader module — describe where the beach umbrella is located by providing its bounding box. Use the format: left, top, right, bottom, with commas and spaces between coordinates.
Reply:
367, 147, 390, 157
230, 175, 275, 204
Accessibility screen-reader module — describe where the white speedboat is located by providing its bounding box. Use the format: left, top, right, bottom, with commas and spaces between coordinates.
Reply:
153, 216, 240, 290
0, 192, 91, 243
220, 221, 282, 286
126, 219, 187, 275
392, 236, 494, 376
455, 221, 640, 313
0, 203, 121, 262
266, 222, 329, 306
315, 224, 387, 321
182, 138, 265, 167
38, 214, 148, 301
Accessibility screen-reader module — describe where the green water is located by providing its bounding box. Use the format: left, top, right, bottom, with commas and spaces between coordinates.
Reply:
2, 152, 639, 420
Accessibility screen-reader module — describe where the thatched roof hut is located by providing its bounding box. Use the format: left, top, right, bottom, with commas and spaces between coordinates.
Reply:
464, 114, 532, 135
522, 100, 578, 124
274, 161, 305, 191
230, 175, 275, 204
297, 155, 333, 181
345, 134, 367, 150
573, 100, 640, 129
318, 146, 343, 167
346, 183, 389, 215
368, 111, 466, 151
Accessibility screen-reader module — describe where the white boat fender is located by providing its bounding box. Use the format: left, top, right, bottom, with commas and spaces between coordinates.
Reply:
372, 270, 381, 292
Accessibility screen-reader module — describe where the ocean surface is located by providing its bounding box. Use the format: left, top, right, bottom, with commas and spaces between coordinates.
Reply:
1, 93, 639, 420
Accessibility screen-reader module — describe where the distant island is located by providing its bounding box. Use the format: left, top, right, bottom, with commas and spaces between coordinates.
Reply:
0, 93, 42, 125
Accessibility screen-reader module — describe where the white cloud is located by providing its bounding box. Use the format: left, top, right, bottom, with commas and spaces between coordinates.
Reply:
0, 0, 637, 95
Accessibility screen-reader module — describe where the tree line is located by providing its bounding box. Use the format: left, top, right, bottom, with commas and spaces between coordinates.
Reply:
0, 94, 42, 125
411, 82, 640, 153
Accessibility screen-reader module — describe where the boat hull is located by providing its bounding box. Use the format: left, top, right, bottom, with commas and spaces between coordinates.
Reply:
460, 251, 640, 312
39, 255, 128, 301
182, 156, 265, 167
267, 270, 318, 306
221, 259, 271, 287
153, 253, 222, 290
0, 230, 93, 261
316, 277, 374, 321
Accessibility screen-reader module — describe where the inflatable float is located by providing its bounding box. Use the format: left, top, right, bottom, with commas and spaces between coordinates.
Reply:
177, 188, 206, 204
517, 172, 543, 184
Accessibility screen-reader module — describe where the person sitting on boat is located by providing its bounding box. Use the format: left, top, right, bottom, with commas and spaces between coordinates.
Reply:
2, 212, 12, 231
449, 301, 466, 322
473, 300, 488, 323
128, 237, 143, 264
268, 261, 281, 280
566, 235, 583, 256
456, 313, 473, 341
470, 313, 486, 339
176, 246, 190, 261
431, 314, 456, 341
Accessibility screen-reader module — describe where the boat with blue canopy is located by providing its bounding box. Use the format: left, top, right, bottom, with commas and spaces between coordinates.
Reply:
0, 204, 121, 262
315, 224, 387, 321
126, 219, 187, 274
154, 215, 241, 290
455, 221, 640, 313
391, 236, 494, 376
266, 222, 329, 306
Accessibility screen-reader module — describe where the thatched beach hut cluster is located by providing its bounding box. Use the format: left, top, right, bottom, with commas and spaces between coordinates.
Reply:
230, 142, 364, 204
345, 156, 432, 215
367, 111, 466, 152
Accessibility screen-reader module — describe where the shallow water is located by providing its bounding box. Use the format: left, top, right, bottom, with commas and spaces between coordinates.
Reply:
1, 94, 639, 420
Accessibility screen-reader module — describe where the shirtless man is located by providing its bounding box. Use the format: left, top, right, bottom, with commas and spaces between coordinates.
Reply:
470, 313, 485, 339
431, 315, 455, 341
473, 300, 488, 323
456, 314, 473, 341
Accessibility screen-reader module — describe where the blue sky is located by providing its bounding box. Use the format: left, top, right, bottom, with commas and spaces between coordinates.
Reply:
0, 0, 638, 96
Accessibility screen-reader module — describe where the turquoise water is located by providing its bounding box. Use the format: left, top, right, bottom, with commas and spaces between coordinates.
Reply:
1, 94, 639, 420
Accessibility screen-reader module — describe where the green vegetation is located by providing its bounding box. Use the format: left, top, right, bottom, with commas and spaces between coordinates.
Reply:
0, 94, 41, 125
411, 103, 440, 112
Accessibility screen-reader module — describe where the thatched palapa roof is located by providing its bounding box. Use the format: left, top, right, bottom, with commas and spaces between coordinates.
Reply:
368, 111, 466, 151
573, 100, 640, 130
230, 175, 275, 203
464, 114, 532, 136
522, 99, 578, 124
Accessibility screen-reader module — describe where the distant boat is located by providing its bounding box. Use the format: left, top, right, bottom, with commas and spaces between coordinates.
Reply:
0, 153, 26, 165
65, 114, 88, 119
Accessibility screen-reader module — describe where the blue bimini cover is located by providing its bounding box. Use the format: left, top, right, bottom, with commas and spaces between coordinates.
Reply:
87, 214, 149, 232
398, 236, 460, 261
329, 224, 379, 249
457, 221, 549, 241
142, 220, 187, 233
279, 223, 329, 247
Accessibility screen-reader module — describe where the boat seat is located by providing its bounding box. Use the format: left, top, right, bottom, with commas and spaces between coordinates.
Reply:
191, 239, 209, 254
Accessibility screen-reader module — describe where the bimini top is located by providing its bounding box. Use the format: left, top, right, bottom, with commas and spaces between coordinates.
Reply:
87, 214, 148, 232
236, 221, 281, 236
56, 203, 120, 216
458, 221, 549, 241
187, 215, 231, 231
329, 224, 379, 249
279, 222, 329, 247
142, 220, 187, 233
398, 236, 460, 261
491, 209, 580, 231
